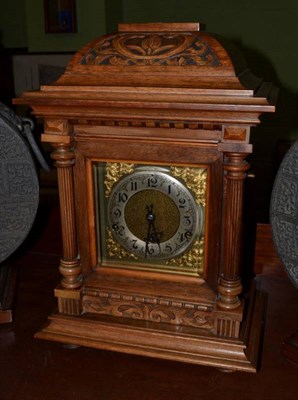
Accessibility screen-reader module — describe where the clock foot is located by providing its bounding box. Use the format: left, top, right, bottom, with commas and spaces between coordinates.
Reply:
217, 368, 235, 373
63, 343, 80, 350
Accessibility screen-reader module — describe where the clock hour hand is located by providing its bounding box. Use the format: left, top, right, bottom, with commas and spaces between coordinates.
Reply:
144, 204, 162, 258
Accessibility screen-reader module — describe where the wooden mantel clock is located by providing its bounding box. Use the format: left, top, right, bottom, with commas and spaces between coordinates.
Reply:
15, 23, 276, 372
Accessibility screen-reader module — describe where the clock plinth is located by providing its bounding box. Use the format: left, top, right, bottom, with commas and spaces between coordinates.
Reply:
36, 280, 266, 372
14, 22, 276, 372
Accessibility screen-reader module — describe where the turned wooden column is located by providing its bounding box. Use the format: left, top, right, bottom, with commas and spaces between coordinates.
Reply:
51, 143, 82, 290
217, 152, 250, 310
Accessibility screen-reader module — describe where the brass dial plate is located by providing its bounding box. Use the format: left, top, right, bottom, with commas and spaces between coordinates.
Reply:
108, 167, 201, 260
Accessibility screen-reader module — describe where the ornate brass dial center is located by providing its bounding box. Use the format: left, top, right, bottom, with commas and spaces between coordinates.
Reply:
124, 189, 180, 243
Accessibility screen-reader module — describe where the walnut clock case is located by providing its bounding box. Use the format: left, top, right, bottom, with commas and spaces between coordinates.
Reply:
15, 23, 276, 372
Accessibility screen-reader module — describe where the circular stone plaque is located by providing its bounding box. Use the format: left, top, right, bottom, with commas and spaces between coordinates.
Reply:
0, 104, 39, 263
270, 140, 298, 288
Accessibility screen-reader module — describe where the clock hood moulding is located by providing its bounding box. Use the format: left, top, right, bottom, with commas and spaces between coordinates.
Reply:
15, 22, 277, 127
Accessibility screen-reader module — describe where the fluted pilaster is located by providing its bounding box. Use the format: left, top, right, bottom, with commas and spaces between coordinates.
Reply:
217, 152, 250, 310
51, 143, 82, 289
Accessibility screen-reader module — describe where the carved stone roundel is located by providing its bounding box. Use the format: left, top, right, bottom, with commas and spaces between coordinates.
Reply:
0, 107, 39, 263
80, 33, 221, 67
270, 140, 298, 288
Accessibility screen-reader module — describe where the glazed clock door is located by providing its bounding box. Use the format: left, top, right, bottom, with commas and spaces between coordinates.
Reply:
93, 162, 208, 277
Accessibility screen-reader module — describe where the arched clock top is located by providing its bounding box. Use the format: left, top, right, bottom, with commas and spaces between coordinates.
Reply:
79, 32, 222, 67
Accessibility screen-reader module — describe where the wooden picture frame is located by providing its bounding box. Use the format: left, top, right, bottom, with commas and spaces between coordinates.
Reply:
44, 0, 77, 33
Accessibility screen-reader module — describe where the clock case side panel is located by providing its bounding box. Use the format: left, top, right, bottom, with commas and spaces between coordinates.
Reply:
74, 149, 97, 277
205, 154, 224, 291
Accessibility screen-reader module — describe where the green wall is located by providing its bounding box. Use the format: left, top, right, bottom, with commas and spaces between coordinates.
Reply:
25, 0, 106, 52
0, 1, 27, 48
0, 0, 107, 52
123, 0, 297, 92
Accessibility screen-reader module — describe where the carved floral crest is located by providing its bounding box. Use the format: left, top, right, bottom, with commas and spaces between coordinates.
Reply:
80, 33, 221, 66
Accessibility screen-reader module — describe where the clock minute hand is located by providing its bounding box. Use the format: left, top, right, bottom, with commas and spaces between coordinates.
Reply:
145, 204, 154, 258
145, 205, 162, 258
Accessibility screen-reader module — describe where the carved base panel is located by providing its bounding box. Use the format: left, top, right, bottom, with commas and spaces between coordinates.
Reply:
82, 291, 215, 331
36, 286, 266, 372
80, 290, 244, 339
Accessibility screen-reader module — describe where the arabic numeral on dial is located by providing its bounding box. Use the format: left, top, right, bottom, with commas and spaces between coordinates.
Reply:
178, 197, 186, 208
112, 224, 125, 236
130, 181, 138, 191
113, 208, 122, 218
146, 245, 155, 255
117, 192, 128, 203
165, 244, 173, 254
179, 230, 192, 242
183, 215, 192, 226
147, 176, 158, 188
131, 239, 138, 250
118, 226, 126, 236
